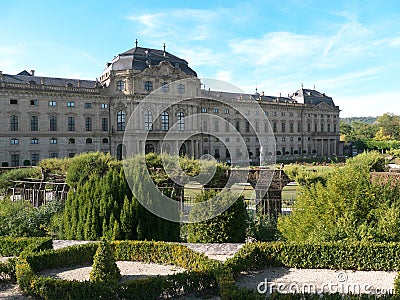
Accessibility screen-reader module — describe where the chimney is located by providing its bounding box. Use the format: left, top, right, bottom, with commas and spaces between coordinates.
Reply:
30, 70, 35, 76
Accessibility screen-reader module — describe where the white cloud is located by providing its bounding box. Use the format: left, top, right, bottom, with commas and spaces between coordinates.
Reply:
336, 92, 400, 117
215, 70, 232, 82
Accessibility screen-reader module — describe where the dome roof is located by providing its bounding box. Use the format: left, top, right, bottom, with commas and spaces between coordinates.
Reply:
103, 46, 197, 77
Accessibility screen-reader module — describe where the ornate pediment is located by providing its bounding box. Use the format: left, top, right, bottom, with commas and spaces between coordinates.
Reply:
113, 101, 127, 112
141, 61, 187, 78
314, 101, 335, 110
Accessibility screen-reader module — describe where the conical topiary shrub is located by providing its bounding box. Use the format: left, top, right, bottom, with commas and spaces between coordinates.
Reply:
90, 239, 121, 284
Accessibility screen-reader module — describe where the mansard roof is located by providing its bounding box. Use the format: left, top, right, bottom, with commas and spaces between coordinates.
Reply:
291, 88, 335, 106
1, 70, 97, 88
104, 46, 197, 77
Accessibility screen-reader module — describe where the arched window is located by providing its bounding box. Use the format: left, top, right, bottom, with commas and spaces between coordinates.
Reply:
86, 138, 93, 144
117, 111, 125, 131
144, 110, 153, 131
144, 81, 153, 92
162, 82, 169, 93
117, 144, 126, 160
179, 143, 186, 156
145, 143, 155, 154
102, 138, 109, 144
161, 143, 171, 154
161, 111, 169, 131
68, 138, 75, 144
177, 111, 184, 131
178, 83, 185, 94
289, 122, 294, 133
116, 80, 125, 91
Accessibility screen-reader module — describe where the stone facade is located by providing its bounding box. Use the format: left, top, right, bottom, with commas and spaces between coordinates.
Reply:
0, 45, 340, 166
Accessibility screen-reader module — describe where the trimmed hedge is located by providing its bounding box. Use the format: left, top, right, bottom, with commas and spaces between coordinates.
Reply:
16, 241, 221, 300
0, 236, 52, 256
15, 240, 400, 299
225, 241, 400, 276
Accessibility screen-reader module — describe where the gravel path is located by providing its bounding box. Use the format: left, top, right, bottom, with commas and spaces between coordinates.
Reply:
37, 261, 186, 282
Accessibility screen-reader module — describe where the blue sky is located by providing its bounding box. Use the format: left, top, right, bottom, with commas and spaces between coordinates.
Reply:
1, 0, 399, 117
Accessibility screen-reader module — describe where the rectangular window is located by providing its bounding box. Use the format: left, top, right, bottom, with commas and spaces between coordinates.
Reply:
11, 154, 19, 167
84, 102, 92, 108
214, 120, 219, 132
225, 121, 229, 132
50, 152, 58, 158
102, 118, 108, 132
30, 100, 38, 106
281, 122, 286, 133
264, 122, 269, 132
31, 154, 39, 166
68, 117, 75, 131
321, 124, 324, 132
224, 109, 230, 114
49, 116, 57, 131
10, 115, 18, 131
10, 138, 19, 145
202, 121, 208, 131
255, 121, 259, 132
245, 121, 250, 133
327, 123, 331, 132
273, 122, 277, 132
101, 103, 108, 109
308, 123, 311, 132
213, 108, 219, 113
298, 122, 301, 133
235, 121, 240, 131
117, 111, 125, 131
214, 148, 220, 159
85, 117, 92, 131
201, 108, 207, 113
10, 99, 18, 105
314, 123, 318, 132
31, 116, 38, 131
50, 138, 57, 144
48, 101, 57, 107
67, 101, 75, 107
31, 138, 39, 144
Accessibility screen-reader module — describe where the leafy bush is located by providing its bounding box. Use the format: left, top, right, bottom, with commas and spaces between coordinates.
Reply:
66, 152, 119, 188
38, 157, 70, 177
0, 258, 17, 282
187, 190, 247, 243
247, 212, 280, 242
0, 167, 41, 193
0, 198, 63, 237
278, 152, 400, 242
90, 239, 121, 284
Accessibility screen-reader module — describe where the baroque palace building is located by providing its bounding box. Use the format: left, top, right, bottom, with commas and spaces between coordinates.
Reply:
0, 43, 340, 166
